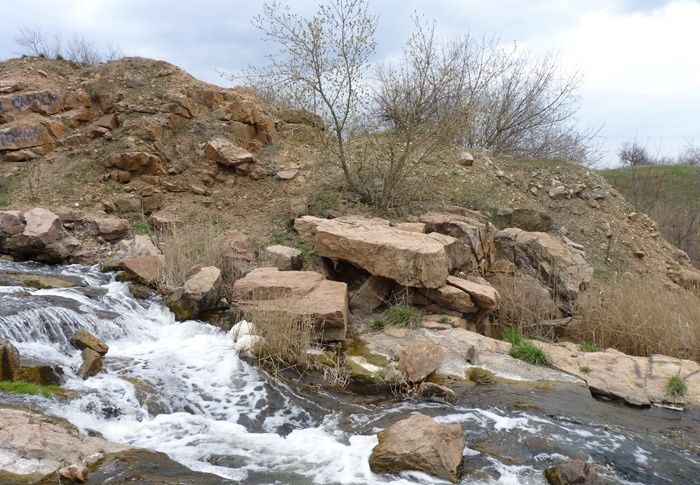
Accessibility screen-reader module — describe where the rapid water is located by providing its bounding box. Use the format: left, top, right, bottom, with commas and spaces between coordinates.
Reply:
1, 260, 698, 484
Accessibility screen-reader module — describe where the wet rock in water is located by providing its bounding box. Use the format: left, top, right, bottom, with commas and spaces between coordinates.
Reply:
544, 459, 611, 485
263, 244, 303, 271
0, 338, 20, 380
15, 358, 64, 386
78, 348, 103, 379
369, 413, 464, 483
399, 342, 446, 382
166, 266, 222, 320
0, 405, 124, 479
233, 267, 348, 341
418, 381, 457, 403
70, 329, 109, 356
58, 462, 88, 482
0, 270, 82, 289
294, 215, 467, 288
345, 355, 386, 384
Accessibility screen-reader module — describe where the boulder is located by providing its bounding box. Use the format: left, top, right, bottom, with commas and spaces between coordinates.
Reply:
2, 208, 72, 263
349, 275, 394, 315
295, 215, 467, 288
419, 208, 496, 275
69, 329, 109, 356
214, 229, 257, 270
93, 217, 130, 242
120, 255, 165, 286
446, 276, 500, 310
166, 266, 222, 320
369, 413, 464, 483
399, 342, 445, 382
423, 285, 476, 313
232, 267, 348, 341
78, 348, 103, 379
21, 207, 63, 246
494, 228, 592, 313
14, 360, 64, 386
58, 462, 88, 483
263, 244, 303, 271
0, 210, 24, 237
107, 152, 165, 175
0, 338, 20, 380
544, 459, 611, 485
204, 138, 257, 167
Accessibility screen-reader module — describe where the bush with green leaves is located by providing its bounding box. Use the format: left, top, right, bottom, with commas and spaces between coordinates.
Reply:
666, 375, 687, 398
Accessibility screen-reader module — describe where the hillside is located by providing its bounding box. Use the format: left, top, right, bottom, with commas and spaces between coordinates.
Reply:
601, 164, 700, 265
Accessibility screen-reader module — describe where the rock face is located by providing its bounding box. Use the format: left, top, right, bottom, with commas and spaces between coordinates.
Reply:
70, 329, 109, 356
349, 275, 394, 315
263, 244, 303, 271
0, 338, 20, 380
232, 267, 348, 341
494, 228, 592, 312
295, 215, 466, 288
399, 342, 445, 382
166, 266, 222, 320
419, 208, 496, 275
369, 413, 465, 483
0, 406, 124, 478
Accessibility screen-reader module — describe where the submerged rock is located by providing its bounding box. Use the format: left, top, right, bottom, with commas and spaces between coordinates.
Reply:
369, 413, 465, 483
544, 459, 613, 485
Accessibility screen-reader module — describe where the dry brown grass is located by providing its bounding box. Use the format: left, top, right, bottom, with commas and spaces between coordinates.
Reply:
487, 273, 562, 340
156, 221, 237, 289
243, 307, 318, 374
572, 276, 700, 361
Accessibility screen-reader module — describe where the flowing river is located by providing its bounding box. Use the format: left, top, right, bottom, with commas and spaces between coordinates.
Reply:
0, 260, 698, 484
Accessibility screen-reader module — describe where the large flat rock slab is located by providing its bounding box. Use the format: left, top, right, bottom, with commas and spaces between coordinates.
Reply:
232, 267, 348, 341
294, 215, 467, 288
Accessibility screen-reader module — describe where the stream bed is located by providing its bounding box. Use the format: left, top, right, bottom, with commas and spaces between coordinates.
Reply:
0, 260, 698, 484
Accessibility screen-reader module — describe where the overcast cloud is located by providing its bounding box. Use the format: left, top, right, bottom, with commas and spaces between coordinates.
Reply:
2, 0, 699, 165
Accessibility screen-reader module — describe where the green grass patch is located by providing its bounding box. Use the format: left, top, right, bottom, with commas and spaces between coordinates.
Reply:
601, 165, 700, 207
371, 318, 386, 330
0, 380, 60, 397
383, 304, 421, 327
502, 327, 525, 345
666, 375, 687, 397
508, 340, 551, 366
579, 341, 600, 353
438, 316, 452, 325
132, 220, 154, 236
579, 366, 591, 374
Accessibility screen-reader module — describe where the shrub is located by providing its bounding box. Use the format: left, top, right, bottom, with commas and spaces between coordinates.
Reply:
666, 375, 687, 398
502, 326, 524, 345
0, 380, 59, 397
132, 220, 153, 236
579, 366, 591, 374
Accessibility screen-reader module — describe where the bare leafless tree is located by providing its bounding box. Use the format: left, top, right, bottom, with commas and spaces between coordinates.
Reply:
680, 143, 700, 166
14, 28, 121, 65
619, 141, 653, 167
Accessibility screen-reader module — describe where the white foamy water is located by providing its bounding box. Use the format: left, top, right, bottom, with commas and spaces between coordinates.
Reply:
0, 262, 694, 484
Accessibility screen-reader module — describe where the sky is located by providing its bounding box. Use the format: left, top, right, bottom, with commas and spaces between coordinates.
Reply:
2, 0, 700, 166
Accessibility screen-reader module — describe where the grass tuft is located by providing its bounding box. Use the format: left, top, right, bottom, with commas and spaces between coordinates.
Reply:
666, 375, 687, 398
0, 380, 59, 397
502, 327, 524, 345
508, 340, 551, 366
132, 220, 154, 236
383, 304, 421, 327
578, 341, 600, 353
579, 366, 591, 374
467, 367, 495, 385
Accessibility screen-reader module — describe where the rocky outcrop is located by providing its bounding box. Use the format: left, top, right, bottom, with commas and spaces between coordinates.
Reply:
232, 267, 348, 341
369, 413, 465, 483
0, 338, 20, 380
419, 207, 497, 275
166, 266, 222, 320
295, 215, 467, 288
0, 406, 124, 479
494, 228, 592, 312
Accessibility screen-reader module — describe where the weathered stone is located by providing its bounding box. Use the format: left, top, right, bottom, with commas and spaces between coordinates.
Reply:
345, 355, 385, 384
349, 275, 394, 315
418, 381, 457, 402
58, 462, 88, 483
14, 361, 63, 386
70, 329, 109, 356
107, 152, 165, 175
215, 229, 256, 262
78, 348, 103, 379
276, 169, 298, 180
495, 228, 592, 313
0, 210, 25, 237
233, 267, 348, 340
457, 151, 474, 166
295, 215, 466, 288
549, 186, 567, 200
544, 459, 604, 485
423, 285, 476, 313
263, 244, 303, 271
204, 138, 257, 167
394, 222, 426, 233
166, 266, 222, 320
120, 255, 165, 286
446, 275, 500, 310
495, 208, 553, 233
0, 339, 20, 381
420, 209, 496, 275
93, 217, 129, 242
399, 342, 446, 382
22, 207, 62, 246
369, 414, 464, 483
